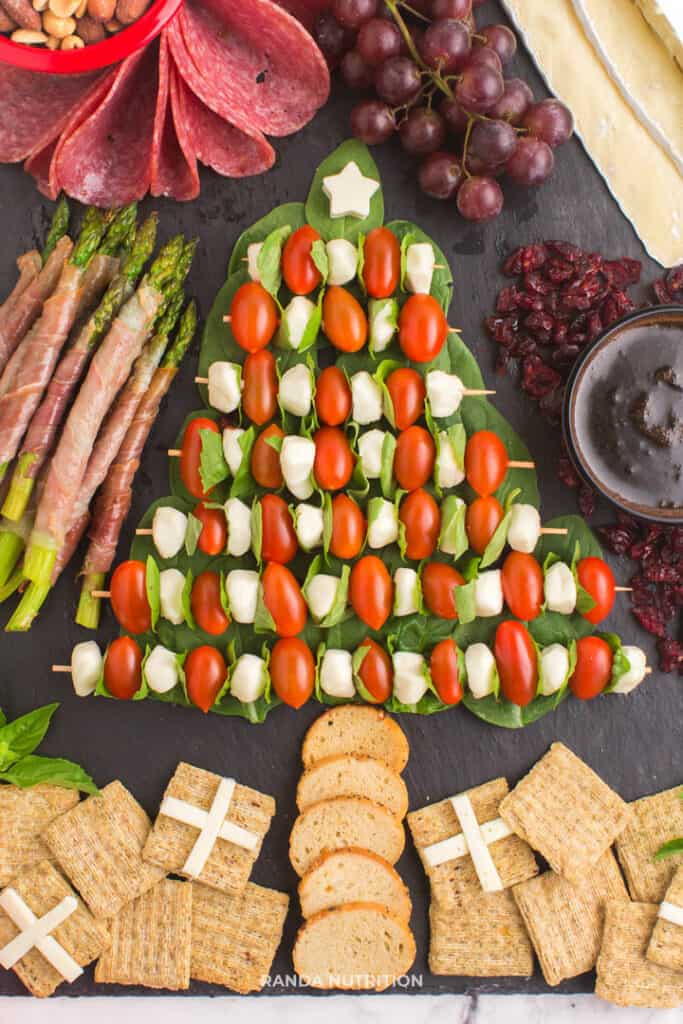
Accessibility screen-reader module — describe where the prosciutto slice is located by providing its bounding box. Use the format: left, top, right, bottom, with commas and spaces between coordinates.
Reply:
0, 251, 42, 330
55, 46, 159, 207
151, 34, 199, 201
175, 0, 329, 137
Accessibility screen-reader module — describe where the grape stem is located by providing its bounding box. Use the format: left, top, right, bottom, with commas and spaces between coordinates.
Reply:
383, 0, 454, 99
462, 117, 475, 177
396, 0, 430, 23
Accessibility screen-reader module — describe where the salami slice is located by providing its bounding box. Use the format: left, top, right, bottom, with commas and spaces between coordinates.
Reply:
151, 34, 199, 202
176, 0, 329, 138
0, 66, 101, 163
55, 46, 159, 207
169, 58, 274, 178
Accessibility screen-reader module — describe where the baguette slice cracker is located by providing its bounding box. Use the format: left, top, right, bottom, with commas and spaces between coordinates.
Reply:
297, 754, 409, 819
596, 900, 683, 1008
302, 706, 409, 773
289, 796, 405, 877
299, 848, 412, 921
0, 784, 79, 887
615, 786, 683, 902
429, 889, 534, 977
293, 901, 416, 991
647, 865, 683, 973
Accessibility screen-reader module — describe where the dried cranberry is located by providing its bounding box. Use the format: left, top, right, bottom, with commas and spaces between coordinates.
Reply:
658, 638, 683, 674
557, 452, 580, 489
523, 271, 554, 296
485, 315, 518, 347
496, 285, 520, 313
586, 311, 603, 341
577, 485, 596, 518
515, 293, 544, 312
545, 259, 575, 284
524, 311, 554, 341
502, 243, 548, 276
653, 279, 672, 305
521, 355, 561, 398
546, 240, 581, 262
538, 386, 564, 424
598, 526, 633, 555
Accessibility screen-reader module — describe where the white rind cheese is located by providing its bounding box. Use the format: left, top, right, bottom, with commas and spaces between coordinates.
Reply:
636, 0, 683, 67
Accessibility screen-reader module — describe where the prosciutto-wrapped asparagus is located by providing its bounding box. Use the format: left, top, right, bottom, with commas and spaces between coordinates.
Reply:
23, 233, 184, 587
0, 251, 42, 332
1, 212, 157, 525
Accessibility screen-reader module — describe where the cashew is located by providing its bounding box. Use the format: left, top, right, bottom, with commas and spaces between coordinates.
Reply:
60, 30, 83, 46
42, 8, 75, 35
48, 0, 79, 15
10, 26, 47, 41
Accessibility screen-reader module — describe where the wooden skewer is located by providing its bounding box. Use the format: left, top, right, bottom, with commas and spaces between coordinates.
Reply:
508, 460, 535, 469
644, 667, 653, 676
195, 377, 209, 384
91, 590, 111, 599
222, 315, 231, 324
136, 528, 153, 536
464, 389, 496, 397
614, 586, 633, 592
168, 449, 181, 457
540, 528, 568, 536
52, 665, 71, 673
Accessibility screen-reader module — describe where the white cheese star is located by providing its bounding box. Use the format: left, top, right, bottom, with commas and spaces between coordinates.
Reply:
322, 161, 380, 220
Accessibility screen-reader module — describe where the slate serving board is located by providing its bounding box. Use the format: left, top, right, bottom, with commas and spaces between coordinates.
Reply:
0, 0, 680, 997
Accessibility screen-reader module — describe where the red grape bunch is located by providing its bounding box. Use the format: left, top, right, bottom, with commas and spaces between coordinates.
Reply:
314, 0, 574, 223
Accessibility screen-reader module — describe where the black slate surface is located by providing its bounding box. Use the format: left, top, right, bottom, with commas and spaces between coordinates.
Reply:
0, 0, 680, 998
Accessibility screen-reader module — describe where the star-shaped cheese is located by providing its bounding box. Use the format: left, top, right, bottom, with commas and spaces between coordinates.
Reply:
322, 161, 380, 220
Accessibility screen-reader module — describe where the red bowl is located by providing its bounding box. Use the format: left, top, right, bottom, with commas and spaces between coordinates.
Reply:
0, 0, 183, 74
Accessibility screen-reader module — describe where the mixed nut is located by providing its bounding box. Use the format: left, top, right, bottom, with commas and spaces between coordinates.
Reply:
0, 0, 152, 50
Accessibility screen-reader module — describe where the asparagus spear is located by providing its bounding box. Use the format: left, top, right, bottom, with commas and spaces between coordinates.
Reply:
41, 197, 70, 266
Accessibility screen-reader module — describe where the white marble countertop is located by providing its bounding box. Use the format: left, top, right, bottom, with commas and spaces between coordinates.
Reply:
2, 994, 682, 1022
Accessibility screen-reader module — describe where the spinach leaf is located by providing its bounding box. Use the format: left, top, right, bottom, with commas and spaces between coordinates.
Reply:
146, 556, 160, 632
257, 224, 292, 297
200, 428, 230, 494
305, 140, 383, 243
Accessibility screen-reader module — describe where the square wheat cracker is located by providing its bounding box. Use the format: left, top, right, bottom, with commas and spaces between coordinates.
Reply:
191, 880, 289, 993
143, 762, 275, 896
95, 878, 191, 991
42, 780, 165, 920
647, 865, 683, 973
615, 786, 683, 902
408, 777, 538, 906
0, 784, 79, 887
0, 859, 110, 998
499, 743, 631, 886
513, 849, 629, 986
429, 889, 534, 977
596, 900, 683, 1008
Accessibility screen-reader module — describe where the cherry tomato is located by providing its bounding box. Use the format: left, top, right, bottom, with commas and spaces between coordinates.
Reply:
362, 227, 400, 298
494, 620, 538, 707
349, 555, 393, 631
282, 225, 322, 295
110, 560, 151, 635
315, 365, 352, 426
398, 294, 448, 363
230, 281, 279, 353
466, 495, 504, 555
104, 636, 143, 700
329, 493, 366, 559
569, 636, 613, 700
465, 430, 508, 496
251, 423, 285, 489
193, 502, 227, 556
430, 638, 463, 705
242, 350, 277, 425
576, 557, 616, 625
261, 562, 307, 637
356, 638, 393, 703
314, 426, 354, 491
180, 417, 219, 500
270, 637, 314, 709
501, 551, 544, 621
261, 494, 298, 564
185, 645, 226, 713
191, 571, 230, 636
422, 561, 464, 619
399, 488, 441, 560
385, 367, 426, 429
322, 286, 368, 353
394, 426, 435, 490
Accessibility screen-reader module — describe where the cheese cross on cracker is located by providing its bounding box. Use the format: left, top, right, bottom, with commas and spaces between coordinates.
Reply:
0, 888, 82, 982
659, 901, 683, 928
423, 793, 512, 891
160, 777, 259, 879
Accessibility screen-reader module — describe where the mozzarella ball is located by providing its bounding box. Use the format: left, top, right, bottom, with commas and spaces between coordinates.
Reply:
326, 239, 358, 286
294, 503, 324, 551
281, 436, 315, 486
145, 645, 179, 694
507, 504, 541, 554
320, 648, 355, 698
394, 567, 420, 616
224, 498, 252, 557
435, 432, 465, 488
392, 651, 428, 705
246, 242, 262, 281
225, 569, 259, 624
160, 568, 185, 625
612, 646, 648, 694
351, 371, 383, 426
367, 498, 399, 549
370, 300, 396, 353
222, 427, 245, 477
231, 653, 267, 702
465, 643, 497, 699
426, 371, 465, 418
544, 561, 577, 615
279, 363, 313, 417
282, 296, 316, 350
539, 643, 569, 696
474, 570, 504, 618
70, 641, 103, 698
357, 429, 387, 480
306, 574, 340, 623
404, 242, 435, 295
208, 361, 242, 414
152, 506, 187, 560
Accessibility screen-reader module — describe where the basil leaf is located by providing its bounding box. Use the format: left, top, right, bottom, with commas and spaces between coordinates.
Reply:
373, 358, 404, 428
305, 139, 383, 243
251, 499, 263, 565
181, 570, 195, 630
655, 839, 683, 861
455, 579, 477, 624
199, 428, 229, 493
368, 298, 398, 357
264, 431, 284, 453
380, 432, 397, 500
184, 513, 203, 557
276, 294, 323, 353
254, 583, 276, 635
438, 496, 468, 560
399, 231, 418, 291
230, 426, 256, 500
310, 239, 329, 282
434, 423, 466, 494
320, 565, 350, 628
146, 556, 160, 632
480, 510, 512, 569
314, 643, 326, 703
356, 234, 366, 292
600, 631, 631, 692
0, 755, 98, 794
576, 583, 597, 615
257, 224, 292, 297
0, 703, 59, 771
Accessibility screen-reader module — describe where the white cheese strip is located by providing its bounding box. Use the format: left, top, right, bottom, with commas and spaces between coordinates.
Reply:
659, 901, 683, 927
636, 0, 683, 69
423, 817, 513, 868
0, 889, 82, 982
160, 782, 259, 879
450, 794, 505, 892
